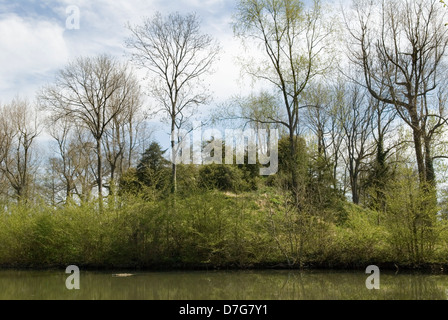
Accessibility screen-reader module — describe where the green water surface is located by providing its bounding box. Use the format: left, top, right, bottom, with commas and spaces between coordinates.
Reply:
0, 269, 447, 300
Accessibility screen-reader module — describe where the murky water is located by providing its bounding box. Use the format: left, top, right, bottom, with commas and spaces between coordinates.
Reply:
0, 269, 447, 300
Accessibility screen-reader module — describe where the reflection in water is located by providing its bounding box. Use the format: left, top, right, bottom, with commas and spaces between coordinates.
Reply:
0, 270, 447, 300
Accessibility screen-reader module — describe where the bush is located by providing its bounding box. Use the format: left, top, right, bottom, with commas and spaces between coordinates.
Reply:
198, 164, 245, 193
331, 204, 390, 266
384, 169, 439, 264
0, 192, 276, 268
0, 183, 447, 269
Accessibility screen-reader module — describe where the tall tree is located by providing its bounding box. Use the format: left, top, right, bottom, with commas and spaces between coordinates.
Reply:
304, 83, 344, 192
137, 142, 170, 189
126, 12, 220, 193
47, 116, 79, 202
102, 74, 144, 193
338, 83, 375, 205
46, 117, 98, 204
40, 55, 139, 210
362, 88, 398, 215
0, 99, 40, 202
346, 0, 448, 185
233, 0, 335, 200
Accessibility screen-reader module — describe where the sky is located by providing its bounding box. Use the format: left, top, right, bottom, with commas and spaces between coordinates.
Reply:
0, 0, 246, 104
0, 0, 257, 147
0, 0, 351, 148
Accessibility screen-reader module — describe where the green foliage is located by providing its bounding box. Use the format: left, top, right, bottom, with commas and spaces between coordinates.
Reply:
360, 138, 396, 213
266, 204, 335, 267
119, 142, 172, 199
439, 187, 448, 220
383, 168, 439, 264
137, 143, 170, 178
119, 168, 142, 196
269, 136, 344, 221
268, 136, 308, 189
197, 162, 259, 194
306, 152, 345, 221
2, 139, 448, 270
0, 192, 271, 268
176, 164, 200, 196
198, 165, 244, 192
1, 183, 448, 269
136, 142, 171, 191
332, 204, 390, 266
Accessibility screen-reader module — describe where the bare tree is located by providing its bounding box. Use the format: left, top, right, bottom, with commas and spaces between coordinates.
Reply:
46, 116, 97, 204
40, 55, 140, 210
338, 84, 375, 204
346, 0, 448, 185
363, 87, 399, 214
126, 12, 220, 193
102, 74, 144, 193
71, 130, 98, 203
0, 99, 40, 202
233, 0, 336, 198
0, 105, 15, 202
47, 116, 78, 202
304, 82, 345, 192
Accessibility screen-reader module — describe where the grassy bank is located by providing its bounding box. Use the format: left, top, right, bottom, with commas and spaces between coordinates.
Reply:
1, 188, 447, 270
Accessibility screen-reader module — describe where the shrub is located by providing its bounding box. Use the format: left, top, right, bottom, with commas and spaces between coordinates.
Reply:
384, 170, 439, 264
198, 164, 245, 192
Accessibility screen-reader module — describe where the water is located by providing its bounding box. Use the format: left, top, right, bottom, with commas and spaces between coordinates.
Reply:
0, 269, 447, 300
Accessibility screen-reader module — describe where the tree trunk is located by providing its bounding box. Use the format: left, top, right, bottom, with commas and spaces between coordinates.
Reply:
423, 134, 438, 210
375, 134, 387, 217
289, 130, 299, 205
66, 182, 71, 202
97, 138, 103, 212
171, 119, 177, 194
351, 175, 360, 205
410, 119, 426, 184
349, 160, 360, 205
424, 136, 435, 186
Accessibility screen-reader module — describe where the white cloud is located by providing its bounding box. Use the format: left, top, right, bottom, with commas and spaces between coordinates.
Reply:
0, 0, 245, 107
0, 14, 68, 101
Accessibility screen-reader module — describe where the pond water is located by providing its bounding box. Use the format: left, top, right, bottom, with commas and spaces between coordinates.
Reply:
0, 269, 447, 300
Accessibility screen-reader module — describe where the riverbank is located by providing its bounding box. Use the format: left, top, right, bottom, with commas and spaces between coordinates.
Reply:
1, 261, 447, 273
1, 190, 447, 271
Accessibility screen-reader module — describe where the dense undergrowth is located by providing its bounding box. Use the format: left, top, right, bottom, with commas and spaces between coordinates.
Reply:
1, 186, 447, 270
